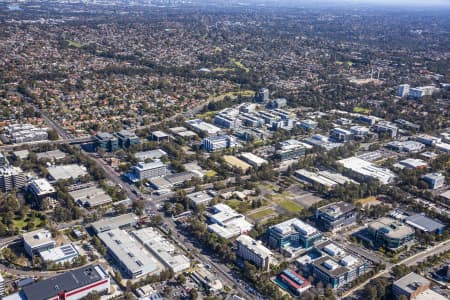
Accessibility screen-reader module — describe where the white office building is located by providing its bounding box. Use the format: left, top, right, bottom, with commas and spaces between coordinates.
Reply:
339, 157, 396, 184
236, 235, 275, 271
208, 204, 253, 239
0, 166, 26, 192
23, 229, 56, 257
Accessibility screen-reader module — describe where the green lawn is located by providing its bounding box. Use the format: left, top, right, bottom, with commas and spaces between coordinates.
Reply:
353, 107, 370, 114
248, 208, 275, 220
13, 216, 43, 231
205, 170, 217, 177
68, 40, 82, 48
278, 199, 303, 213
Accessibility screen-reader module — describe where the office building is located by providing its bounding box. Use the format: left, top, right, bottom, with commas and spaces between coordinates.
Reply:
357, 115, 380, 126
98, 229, 160, 279
368, 217, 415, 250
39, 243, 80, 265
28, 178, 56, 199
394, 158, 428, 170
267, 218, 322, 256
214, 108, 241, 129
14, 264, 109, 300
0, 166, 26, 192
398, 84, 410, 97
236, 235, 275, 271
387, 141, 425, 153
255, 88, 270, 103
170, 126, 197, 139
0, 273, 4, 297
36, 149, 67, 161
208, 204, 253, 239
315, 202, 357, 232
240, 113, 264, 127
294, 169, 338, 190
151, 130, 170, 142
408, 86, 438, 99
415, 134, 442, 146
392, 272, 447, 300
187, 191, 213, 207
203, 135, 235, 152
240, 152, 268, 167
374, 121, 398, 138
303, 134, 342, 151
127, 160, 168, 182
275, 269, 311, 296
115, 130, 140, 148
191, 264, 223, 292
95, 132, 119, 152
47, 164, 88, 181
299, 119, 318, 131
311, 241, 368, 289
133, 228, 190, 273
23, 229, 56, 257
338, 156, 397, 184
0, 152, 6, 166
267, 98, 287, 109
91, 213, 139, 234
187, 119, 221, 136
276, 139, 308, 160
423, 173, 445, 189
330, 128, 352, 142
350, 126, 370, 137
405, 214, 445, 235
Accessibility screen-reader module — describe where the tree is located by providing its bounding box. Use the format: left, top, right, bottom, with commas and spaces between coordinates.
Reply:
189, 289, 198, 300
47, 129, 59, 140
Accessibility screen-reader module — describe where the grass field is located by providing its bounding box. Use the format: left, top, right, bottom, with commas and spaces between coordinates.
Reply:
213, 67, 234, 72
207, 90, 255, 103
248, 208, 275, 220
336, 61, 353, 67
353, 107, 370, 114
205, 170, 217, 177
230, 58, 250, 72
68, 40, 82, 48
13, 216, 43, 231
278, 199, 303, 213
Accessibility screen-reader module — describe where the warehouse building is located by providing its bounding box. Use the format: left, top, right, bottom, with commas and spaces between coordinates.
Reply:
69, 185, 112, 208
91, 213, 139, 234
47, 164, 88, 181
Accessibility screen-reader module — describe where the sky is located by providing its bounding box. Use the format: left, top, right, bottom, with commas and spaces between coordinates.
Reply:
244, 0, 450, 7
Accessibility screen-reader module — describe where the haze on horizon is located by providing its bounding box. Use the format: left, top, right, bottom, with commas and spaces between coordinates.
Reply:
239, 0, 450, 7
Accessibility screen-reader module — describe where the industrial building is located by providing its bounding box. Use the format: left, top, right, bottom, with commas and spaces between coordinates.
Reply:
315, 202, 357, 232
394, 158, 428, 170
236, 235, 275, 271
132, 228, 191, 273
95, 132, 119, 152
338, 156, 397, 184
69, 185, 112, 208
310, 241, 368, 289
91, 213, 139, 234
367, 217, 415, 250
0, 166, 26, 192
36, 149, 67, 161
404, 214, 445, 235
126, 160, 168, 182
294, 169, 338, 190
423, 173, 445, 189
28, 178, 56, 199
8, 264, 110, 300
22, 229, 56, 257
47, 164, 88, 181
392, 272, 447, 300
98, 229, 160, 278
267, 218, 322, 257
208, 204, 253, 239
39, 243, 80, 265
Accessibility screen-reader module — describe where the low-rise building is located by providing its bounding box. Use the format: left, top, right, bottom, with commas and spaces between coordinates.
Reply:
208, 204, 253, 239
91, 213, 139, 234
338, 156, 397, 184
36, 149, 66, 161
415, 134, 442, 146
115, 130, 140, 148
23, 229, 55, 257
330, 128, 352, 142
294, 169, 338, 190
135, 149, 167, 161
47, 164, 88, 181
187, 119, 222, 136
315, 202, 357, 232
240, 152, 268, 167
267, 218, 322, 257
28, 178, 56, 199
236, 235, 275, 271
133, 228, 190, 273
5, 123, 48, 144
39, 243, 80, 265
98, 229, 160, 279
203, 135, 235, 152
374, 121, 398, 138
392, 272, 447, 300
299, 119, 318, 131
187, 191, 213, 207
387, 141, 425, 153
423, 173, 445, 189
394, 158, 428, 170
69, 185, 112, 208
276, 139, 308, 160
368, 217, 415, 250
405, 214, 445, 235
191, 264, 223, 292
223, 155, 251, 171
151, 130, 170, 142
275, 269, 311, 296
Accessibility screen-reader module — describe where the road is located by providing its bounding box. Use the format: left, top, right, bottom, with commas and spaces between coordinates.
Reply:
341, 240, 450, 299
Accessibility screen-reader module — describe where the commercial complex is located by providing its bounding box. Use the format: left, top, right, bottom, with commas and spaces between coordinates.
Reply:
0, 166, 26, 192
187, 190, 214, 207
22, 228, 56, 257
203, 135, 236, 152
98, 229, 160, 278
367, 217, 415, 250
338, 156, 397, 184
91, 213, 139, 234
330, 127, 352, 142
95, 132, 119, 152
276, 139, 308, 160
132, 227, 191, 273
126, 160, 168, 182
187, 119, 222, 136
47, 164, 88, 181
240, 152, 268, 167
267, 218, 322, 257
315, 202, 357, 232
236, 235, 275, 271
208, 204, 253, 239
294, 169, 339, 190
275, 269, 311, 296
387, 141, 425, 153
393, 272, 447, 300
373, 121, 398, 138
115, 130, 140, 148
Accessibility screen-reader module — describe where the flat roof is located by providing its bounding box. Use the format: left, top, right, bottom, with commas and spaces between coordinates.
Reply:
223, 155, 251, 171
47, 164, 87, 181
369, 217, 415, 239
187, 191, 213, 205
237, 235, 273, 259
135, 149, 167, 160
69, 186, 112, 207
91, 213, 138, 233
271, 218, 319, 237
22, 265, 108, 300
405, 214, 445, 232
39, 243, 79, 262
393, 272, 430, 293
22, 229, 54, 248
318, 201, 355, 218
29, 178, 55, 196
36, 150, 66, 161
